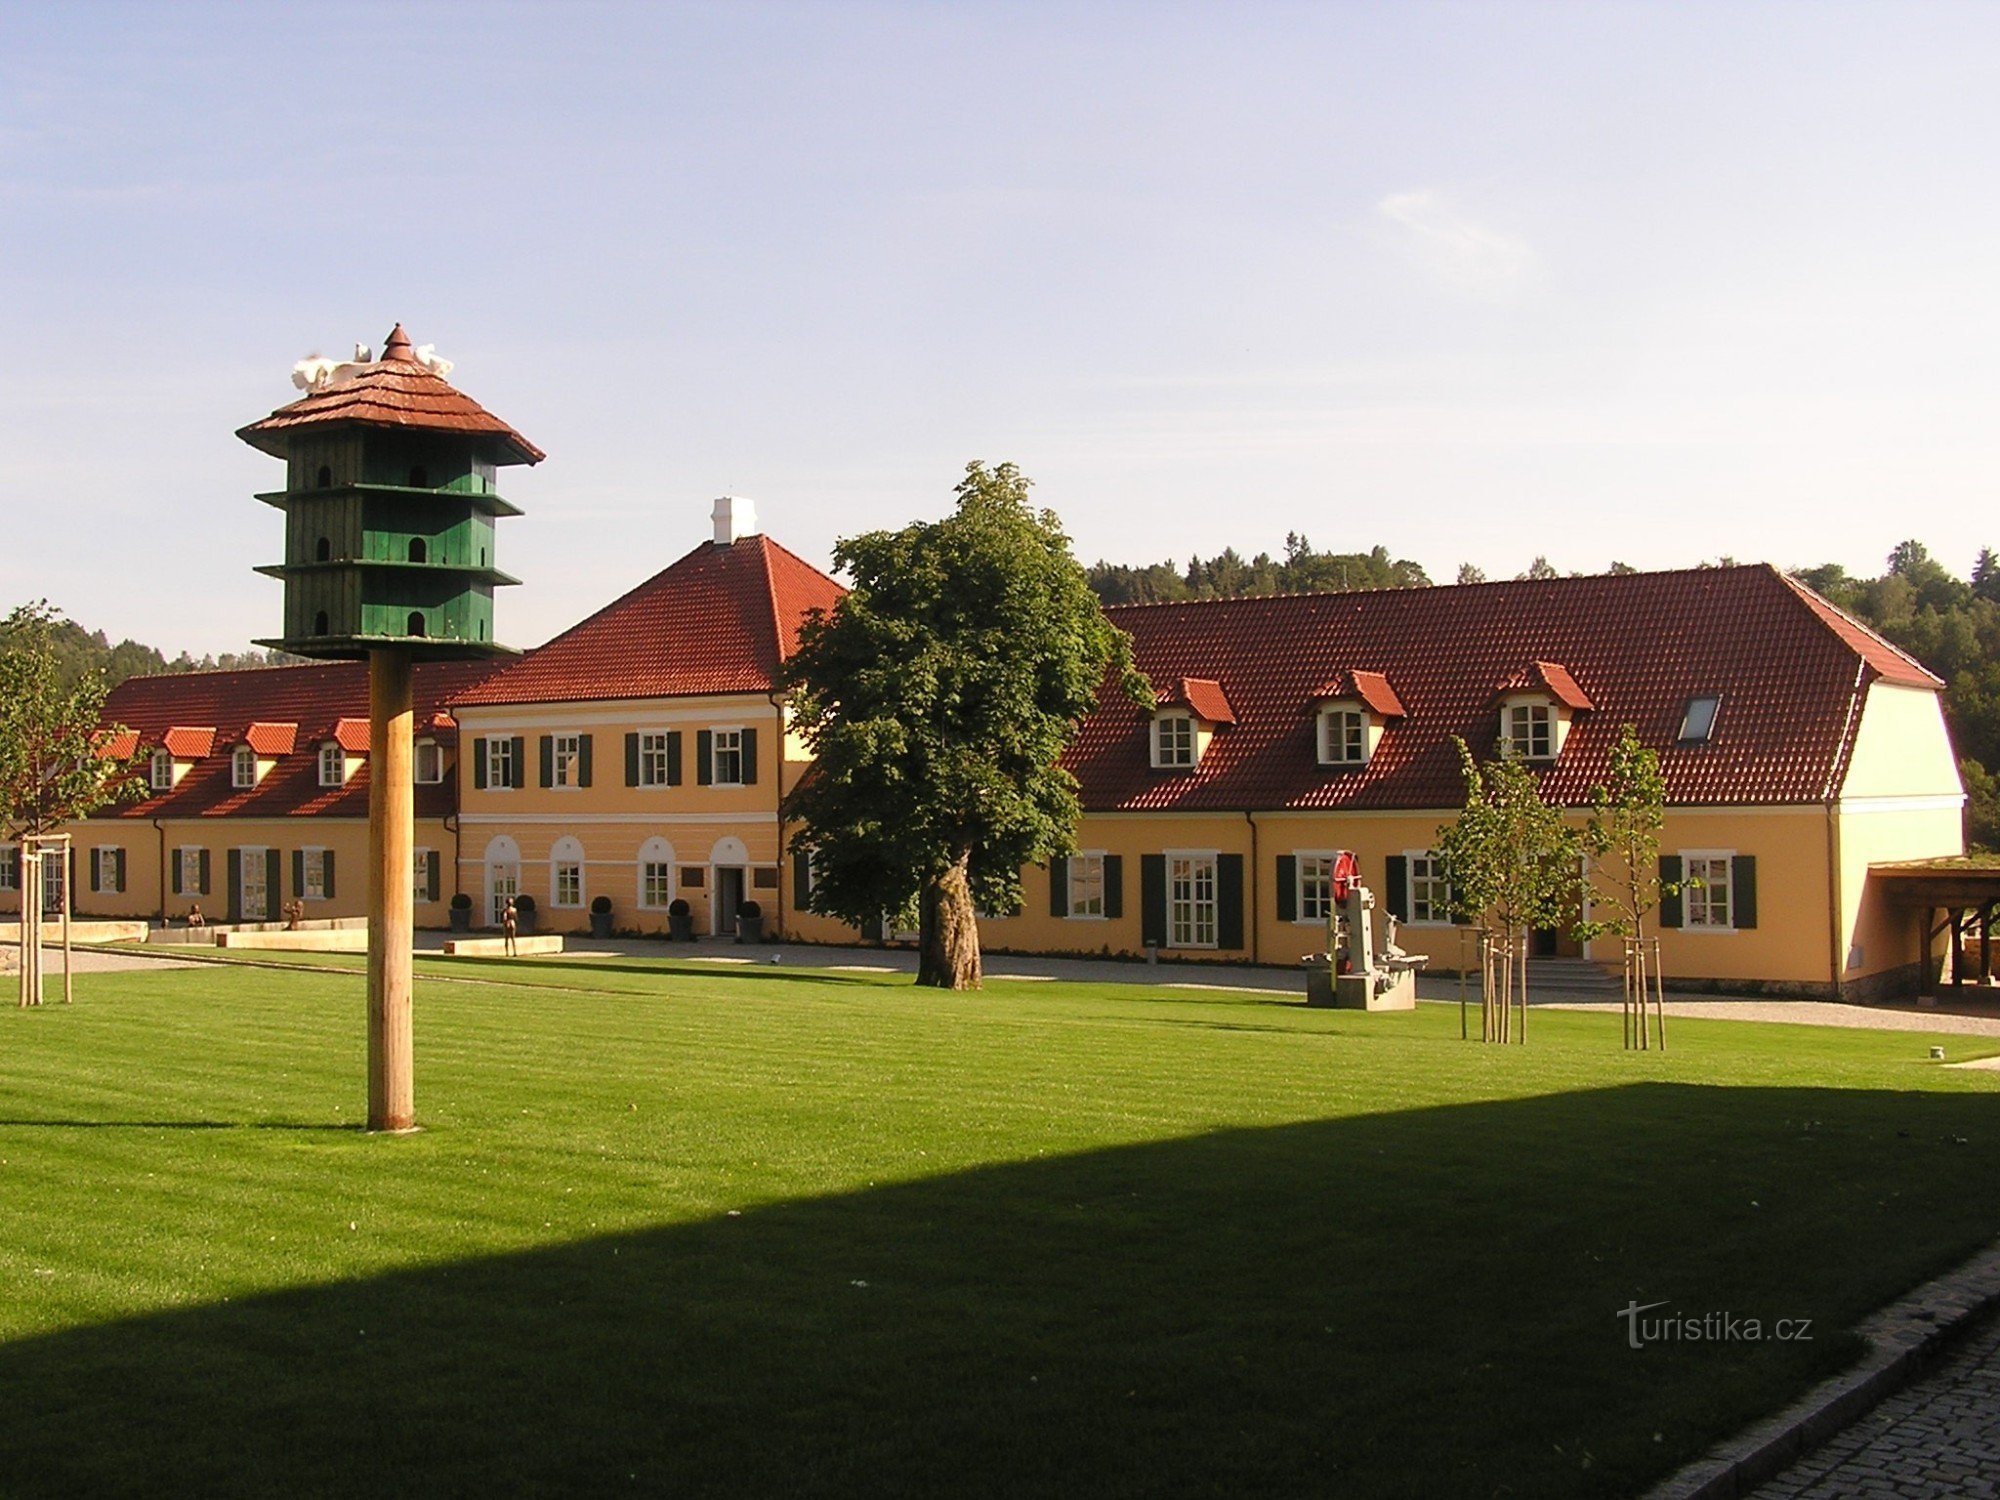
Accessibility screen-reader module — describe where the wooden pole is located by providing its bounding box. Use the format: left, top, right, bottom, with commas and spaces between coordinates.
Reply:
59, 837, 71, 1006
368, 649, 416, 1132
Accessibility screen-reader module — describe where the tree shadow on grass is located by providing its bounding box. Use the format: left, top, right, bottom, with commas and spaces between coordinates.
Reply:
5, 1084, 1999, 1499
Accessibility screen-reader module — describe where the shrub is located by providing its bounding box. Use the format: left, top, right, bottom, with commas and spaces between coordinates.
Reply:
590, 895, 612, 915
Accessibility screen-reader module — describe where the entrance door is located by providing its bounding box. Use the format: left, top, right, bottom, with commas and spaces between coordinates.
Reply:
715, 866, 745, 934
239, 851, 270, 922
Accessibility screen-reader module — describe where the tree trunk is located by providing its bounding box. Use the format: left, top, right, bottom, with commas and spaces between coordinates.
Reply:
916, 852, 983, 990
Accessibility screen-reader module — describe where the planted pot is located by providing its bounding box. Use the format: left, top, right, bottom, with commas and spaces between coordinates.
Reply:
514, 896, 537, 935
735, 901, 763, 944
590, 908, 614, 939
449, 897, 473, 933
668, 911, 695, 942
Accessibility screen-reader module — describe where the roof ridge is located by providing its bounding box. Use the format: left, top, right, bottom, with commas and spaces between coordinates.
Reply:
758, 536, 787, 671
1099, 562, 1782, 614
1773, 568, 1944, 688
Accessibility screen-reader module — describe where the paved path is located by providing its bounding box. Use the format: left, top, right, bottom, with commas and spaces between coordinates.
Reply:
1749, 1312, 2000, 1499
1542, 997, 2000, 1039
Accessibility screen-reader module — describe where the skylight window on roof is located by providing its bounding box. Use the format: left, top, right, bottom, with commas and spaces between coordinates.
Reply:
1679, 696, 1721, 743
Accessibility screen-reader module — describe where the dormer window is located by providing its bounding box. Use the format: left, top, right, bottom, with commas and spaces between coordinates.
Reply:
415, 739, 443, 784
1503, 701, 1555, 760
1679, 695, 1720, 743
1153, 712, 1196, 768
1319, 708, 1367, 765
149, 749, 172, 791
319, 743, 346, 787
232, 746, 257, 789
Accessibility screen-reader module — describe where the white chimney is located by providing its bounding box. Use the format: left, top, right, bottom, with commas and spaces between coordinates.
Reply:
711, 494, 759, 546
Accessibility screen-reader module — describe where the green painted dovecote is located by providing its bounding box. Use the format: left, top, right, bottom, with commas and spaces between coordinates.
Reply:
239, 324, 543, 660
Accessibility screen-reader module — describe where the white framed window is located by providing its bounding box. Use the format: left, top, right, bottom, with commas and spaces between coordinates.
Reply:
0, 847, 14, 890
1167, 852, 1218, 948
1679, 696, 1721, 743
488, 863, 519, 926
150, 749, 172, 791
232, 746, 257, 788
1297, 853, 1336, 923
414, 740, 443, 784
639, 732, 672, 787
1153, 713, 1195, 769
93, 846, 124, 894
553, 862, 582, 907
552, 733, 583, 789
1684, 853, 1734, 929
412, 848, 433, 905
319, 743, 345, 787
642, 862, 673, 908
177, 847, 203, 895
711, 728, 745, 785
485, 737, 515, 791
1319, 709, 1366, 766
1409, 851, 1453, 924
1502, 702, 1554, 760
300, 847, 330, 901
42, 854, 64, 915
1067, 853, 1106, 918
239, 848, 271, 921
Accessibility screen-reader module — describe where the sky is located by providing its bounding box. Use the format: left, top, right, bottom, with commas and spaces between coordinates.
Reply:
5, 1, 2000, 657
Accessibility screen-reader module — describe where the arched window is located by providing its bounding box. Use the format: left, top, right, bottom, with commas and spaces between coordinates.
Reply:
313, 610, 330, 635
408, 537, 427, 563
407, 612, 427, 637
316, 536, 331, 561
637, 837, 676, 911
316, 464, 332, 489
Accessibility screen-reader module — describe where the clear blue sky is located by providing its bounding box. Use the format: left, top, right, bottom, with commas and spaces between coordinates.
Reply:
5, 1, 1999, 656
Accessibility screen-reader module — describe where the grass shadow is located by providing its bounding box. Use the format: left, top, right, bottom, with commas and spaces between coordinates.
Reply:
5, 1083, 1999, 1498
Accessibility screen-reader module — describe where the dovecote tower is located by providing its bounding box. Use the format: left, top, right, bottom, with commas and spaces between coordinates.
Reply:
238, 324, 542, 659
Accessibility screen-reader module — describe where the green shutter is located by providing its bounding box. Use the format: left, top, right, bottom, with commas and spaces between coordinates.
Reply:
1141, 854, 1167, 946
538, 735, 554, 788
578, 734, 594, 788
742, 727, 758, 785
696, 731, 713, 785
266, 850, 282, 916
425, 850, 441, 903
1733, 855, 1756, 930
793, 850, 812, 910
472, 738, 488, 789
509, 737, 526, 789
115, 848, 127, 894
293, 849, 305, 898
1104, 855, 1123, 919
88, 851, 100, 894
199, 848, 211, 896
1385, 856, 1409, 922
667, 732, 683, 786
1275, 855, 1297, 922
625, 733, 640, 786
323, 850, 336, 900
1217, 855, 1245, 950
226, 849, 242, 923
1049, 857, 1070, 917
1659, 856, 1683, 929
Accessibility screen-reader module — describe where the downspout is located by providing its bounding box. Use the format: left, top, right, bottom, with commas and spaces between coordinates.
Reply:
152, 816, 168, 926
445, 813, 460, 902
769, 691, 787, 937
1242, 809, 1260, 964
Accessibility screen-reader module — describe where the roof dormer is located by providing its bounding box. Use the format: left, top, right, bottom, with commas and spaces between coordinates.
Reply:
1150, 677, 1234, 770
1308, 670, 1405, 768
1495, 661, 1592, 761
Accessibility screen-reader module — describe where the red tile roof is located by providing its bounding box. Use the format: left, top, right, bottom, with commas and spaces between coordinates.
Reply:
1309, 669, 1406, 718
96, 729, 140, 760
96, 660, 494, 821
236, 324, 545, 467
243, 722, 297, 755
1159, 676, 1236, 724
330, 718, 371, 753
453, 535, 846, 707
1498, 660, 1594, 710
1067, 564, 1943, 812
162, 727, 216, 758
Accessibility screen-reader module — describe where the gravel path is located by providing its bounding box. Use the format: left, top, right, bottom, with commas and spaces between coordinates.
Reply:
1541, 998, 2000, 1038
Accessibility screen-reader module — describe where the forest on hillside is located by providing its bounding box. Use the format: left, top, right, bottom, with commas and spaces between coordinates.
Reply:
1089, 536, 2000, 850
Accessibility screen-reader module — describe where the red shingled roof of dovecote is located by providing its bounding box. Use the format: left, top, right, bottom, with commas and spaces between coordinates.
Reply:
452, 535, 846, 706
1066, 564, 1946, 812
96, 660, 495, 820
236, 324, 545, 466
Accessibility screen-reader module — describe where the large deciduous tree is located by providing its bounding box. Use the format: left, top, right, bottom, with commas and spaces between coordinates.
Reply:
782, 463, 1149, 989
0, 602, 139, 842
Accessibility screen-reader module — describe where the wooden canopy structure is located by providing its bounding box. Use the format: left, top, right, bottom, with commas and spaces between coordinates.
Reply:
1871, 858, 2000, 996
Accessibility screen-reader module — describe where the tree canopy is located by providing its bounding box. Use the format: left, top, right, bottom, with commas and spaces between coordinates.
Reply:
0, 603, 140, 840
782, 462, 1149, 988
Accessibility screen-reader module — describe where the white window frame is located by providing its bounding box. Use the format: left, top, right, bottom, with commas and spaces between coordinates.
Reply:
177, 846, 203, 896
412, 847, 433, 905
239, 846, 271, 921
1502, 701, 1554, 760
414, 739, 443, 784
1066, 852, 1107, 919
1407, 850, 1454, 926
1152, 712, 1196, 769
485, 738, 515, 791
0, 846, 14, 891
319, 743, 346, 788
1318, 709, 1367, 766
641, 861, 674, 909
1295, 850, 1338, 924
1682, 850, 1736, 931
488, 862, 520, 927
553, 860, 583, 908
150, 749, 173, 791
711, 727, 745, 786
1166, 849, 1219, 949
93, 846, 122, 894
638, 731, 672, 788
232, 745, 257, 789
299, 847, 330, 902
551, 732, 583, 789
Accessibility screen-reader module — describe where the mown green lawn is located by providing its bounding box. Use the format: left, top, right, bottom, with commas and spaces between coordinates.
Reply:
4, 954, 1999, 1498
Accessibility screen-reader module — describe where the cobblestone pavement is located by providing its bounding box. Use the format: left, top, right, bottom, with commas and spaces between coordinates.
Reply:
1749, 1313, 2000, 1499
